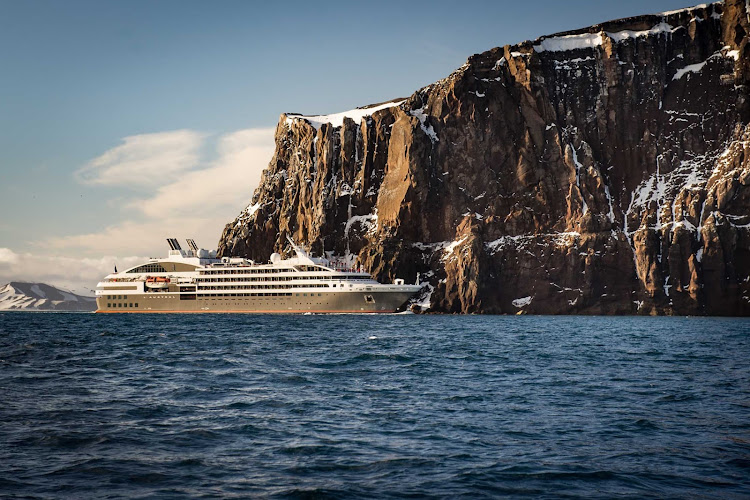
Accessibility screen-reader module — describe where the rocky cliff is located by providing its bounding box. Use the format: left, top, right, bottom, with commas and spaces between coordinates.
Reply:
219, 0, 750, 315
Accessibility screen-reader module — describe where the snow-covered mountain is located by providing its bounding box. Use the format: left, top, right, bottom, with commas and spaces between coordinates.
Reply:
0, 282, 97, 311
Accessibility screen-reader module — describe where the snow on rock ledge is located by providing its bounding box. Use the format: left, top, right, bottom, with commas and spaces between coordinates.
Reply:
285, 99, 406, 130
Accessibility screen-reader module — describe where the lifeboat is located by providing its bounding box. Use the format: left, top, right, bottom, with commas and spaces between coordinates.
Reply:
145, 276, 170, 289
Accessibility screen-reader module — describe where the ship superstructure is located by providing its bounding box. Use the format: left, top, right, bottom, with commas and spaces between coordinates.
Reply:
95, 238, 421, 313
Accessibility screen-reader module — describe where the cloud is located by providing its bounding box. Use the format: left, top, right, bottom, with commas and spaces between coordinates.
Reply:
45, 217, 226, 259
42, 126, 276, 261
0, 247, 20, 264
75, 129, 206, 187
135, 128, 275, 218
0, 248, 146, 295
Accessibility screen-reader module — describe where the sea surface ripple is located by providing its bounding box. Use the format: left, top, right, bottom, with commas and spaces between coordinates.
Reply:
1, 313, 749, 498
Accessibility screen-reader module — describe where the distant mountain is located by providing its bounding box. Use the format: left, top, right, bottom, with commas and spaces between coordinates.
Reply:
0, 282, 97, 311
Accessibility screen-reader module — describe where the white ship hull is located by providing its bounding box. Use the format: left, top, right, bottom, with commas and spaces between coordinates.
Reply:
96, 289, 418, 314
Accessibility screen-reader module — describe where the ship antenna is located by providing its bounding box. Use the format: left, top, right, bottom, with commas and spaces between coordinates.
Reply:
286, 235, 312, 260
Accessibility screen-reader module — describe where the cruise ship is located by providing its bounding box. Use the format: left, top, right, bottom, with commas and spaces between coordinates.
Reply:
95, 238, 422, 313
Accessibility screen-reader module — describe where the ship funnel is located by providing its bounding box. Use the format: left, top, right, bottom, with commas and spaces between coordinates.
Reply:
166, 238, 183, 251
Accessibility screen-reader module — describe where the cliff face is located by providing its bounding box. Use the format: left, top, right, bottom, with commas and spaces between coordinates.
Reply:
219, 0, 750, 315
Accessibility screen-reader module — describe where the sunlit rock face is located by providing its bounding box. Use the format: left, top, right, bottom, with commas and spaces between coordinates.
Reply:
219, 0, 750, 315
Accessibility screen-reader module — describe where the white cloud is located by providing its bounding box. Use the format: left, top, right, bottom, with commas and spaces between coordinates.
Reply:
0, 247, 20, 264
75, 129, 206, 187
0, 248, 146, 295
41, 126, 276, 261
134, 128, 275, 218
44, 217, 226, 259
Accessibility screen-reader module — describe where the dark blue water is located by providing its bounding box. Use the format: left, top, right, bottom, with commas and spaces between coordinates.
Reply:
1, 313, 749, 498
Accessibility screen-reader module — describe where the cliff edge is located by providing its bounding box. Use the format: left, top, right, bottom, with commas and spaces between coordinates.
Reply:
219, 1, 750, 315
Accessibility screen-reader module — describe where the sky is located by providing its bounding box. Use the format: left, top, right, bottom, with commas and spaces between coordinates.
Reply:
0, 0, 699, 293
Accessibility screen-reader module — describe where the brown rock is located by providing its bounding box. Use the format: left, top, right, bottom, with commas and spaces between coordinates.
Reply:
219, 1, 750, 315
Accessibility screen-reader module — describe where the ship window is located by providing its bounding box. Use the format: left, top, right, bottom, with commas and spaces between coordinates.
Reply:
365, 295, 375, 303
127, 263, 167, 274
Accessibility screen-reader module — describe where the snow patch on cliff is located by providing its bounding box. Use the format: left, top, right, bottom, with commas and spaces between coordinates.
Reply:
569, 144, 589, 217
411, 236, 470, 260
624, 149, 720, 240
443, 236, 467, 254
512, 296, 532, 308
672, 48, 736, 80
534, 32, 603, 53
604, 184, 616, 223
673, 59, 710, 79
245, 202, 261, 217
534, 22, 675, 53
607, 22, 675, 42
485, 232, 580, 255
553, 56, 595, 70
344, 212, 378, 238
235, 201, 262, 227
410, 107, 439, 143
286, 100, 406, 130
659, 3, 712, 16
441, 236, 468, 262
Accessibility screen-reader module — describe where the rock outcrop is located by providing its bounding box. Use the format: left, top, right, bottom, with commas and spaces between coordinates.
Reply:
219, 0, 750, 315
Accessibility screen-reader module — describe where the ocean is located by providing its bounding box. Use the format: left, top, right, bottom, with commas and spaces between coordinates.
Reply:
1, 313, 749, 498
